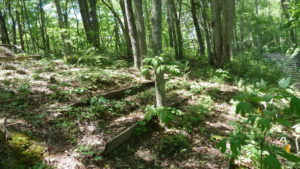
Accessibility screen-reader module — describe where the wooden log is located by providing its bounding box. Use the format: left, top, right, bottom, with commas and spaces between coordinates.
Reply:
103, 97, 188, 154
72, 81, 155, 107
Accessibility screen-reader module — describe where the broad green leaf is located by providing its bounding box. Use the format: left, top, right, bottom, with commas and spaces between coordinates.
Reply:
236, 102, 253, 117
290, 97, 300, 115
256, 79, 267, 89
258, 118, 271, 131
276, 119, 292, 127
216, 139, 227, 153
263, 93, 273, 103
278, 151, 300, 162
278, 77, 291, 89
263, 154, 281, 169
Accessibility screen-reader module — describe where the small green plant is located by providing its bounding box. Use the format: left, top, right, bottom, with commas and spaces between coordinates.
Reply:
217, 77, 300, 169
158, 134, 190, 156
145, 106, 183, 124
75, 145, 103, 162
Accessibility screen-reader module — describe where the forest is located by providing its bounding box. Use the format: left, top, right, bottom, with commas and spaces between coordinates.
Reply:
1, 0, 300, 168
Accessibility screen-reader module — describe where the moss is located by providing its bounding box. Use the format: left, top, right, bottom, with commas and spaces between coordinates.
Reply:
1, 132, 47, 168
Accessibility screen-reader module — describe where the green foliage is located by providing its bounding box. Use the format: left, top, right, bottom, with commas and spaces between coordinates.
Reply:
145, 106, 183, 124
158, 134, 190, 156
218, 77, 300, 168
143, 56, 181, 76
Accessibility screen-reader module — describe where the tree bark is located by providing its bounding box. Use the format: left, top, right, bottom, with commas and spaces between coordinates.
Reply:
78, 0, 93, 46
169, 0, 183, 60
152, 0, 163, 56
125, 0, 141, 69
134, 0, 147, 58
89, 0, 101, 48
152, 0, 165, 107
190, 0, 205, 56
0, 11, 10, 45
120, 0, 133, 58
16, 10, 25, 51
55, 0, 71, 55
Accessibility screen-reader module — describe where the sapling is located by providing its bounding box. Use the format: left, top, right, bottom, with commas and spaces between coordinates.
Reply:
142, 56, 180, 107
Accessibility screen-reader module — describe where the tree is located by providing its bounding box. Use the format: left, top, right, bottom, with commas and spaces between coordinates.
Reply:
54, 0, 71, 55
124, 0, 141, 70
151, 0, 166, 107
211, 0, 235, 67
190, 0, 205, 56
0, 11, 10, 44
78, 0, 100, 49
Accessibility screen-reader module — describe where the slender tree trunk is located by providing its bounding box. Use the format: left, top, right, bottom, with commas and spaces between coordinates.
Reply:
223, 0, 235, 62
281, 0, 298, 46
125, 0, 141, 69
38, 0, 49, 53
211, 0, 223, 67
134, 0, 147, 58
0, 11, 10, 44
152, 0, 165, 107
22, 0, 36, 52
16, 10, 25, 51
120, 0, 133, 59
201, 0, 212, 60
169, 0, 183, 60
7, 1, 17, 45
152, 0, 163, 56
89, 0, 100, 48
78, 0, 93, 46
55, 0, 71, 55
167, 0, 178, 58
190, 0, 205, 56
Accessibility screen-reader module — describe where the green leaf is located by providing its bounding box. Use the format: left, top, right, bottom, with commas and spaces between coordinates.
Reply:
290, 97, 300, 115
263, 154, 281, 169
216, 139, 227, 153
278, 77, 291, 89
236, 102, 253, 117
258, 118, 271, 131
276, 119, 292, 127
278, 151, 300, 162
263, 93, 273, 103
256, 79, 267, 89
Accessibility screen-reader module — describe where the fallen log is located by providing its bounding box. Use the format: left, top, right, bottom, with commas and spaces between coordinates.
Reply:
103, 97, 188, 155
72, 81, 155, 107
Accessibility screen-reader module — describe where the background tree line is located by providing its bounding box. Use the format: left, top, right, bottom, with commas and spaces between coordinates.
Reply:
0, 0, 299, 68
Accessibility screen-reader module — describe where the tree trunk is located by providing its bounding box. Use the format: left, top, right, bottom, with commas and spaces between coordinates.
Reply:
78, 0, 93, 46
211, 0, 223, 67
281, 0, 298, 46
154, 70, 166, 107
152, 0, 163, 56
39, 0, 49, 54
152, 0, 165, 107
201, 0, 213, 60
22, 0, 36, 52
169, 0, 183, 60
0, 11, 10, 44
167, 0, 178, 59
16, 10, 25, 51
89, 0, 101, 48
190, 0, 205, 56
120, 0, 133, 59
7, 1, 17, 45
223, 0, 235, 62
210, 0, 235, 68
125, 0, 141, 69
55, 0, 71, 55
134, 0, 147, 58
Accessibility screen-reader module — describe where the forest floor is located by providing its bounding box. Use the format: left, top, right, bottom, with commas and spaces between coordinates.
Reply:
0, 58, 243, 169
